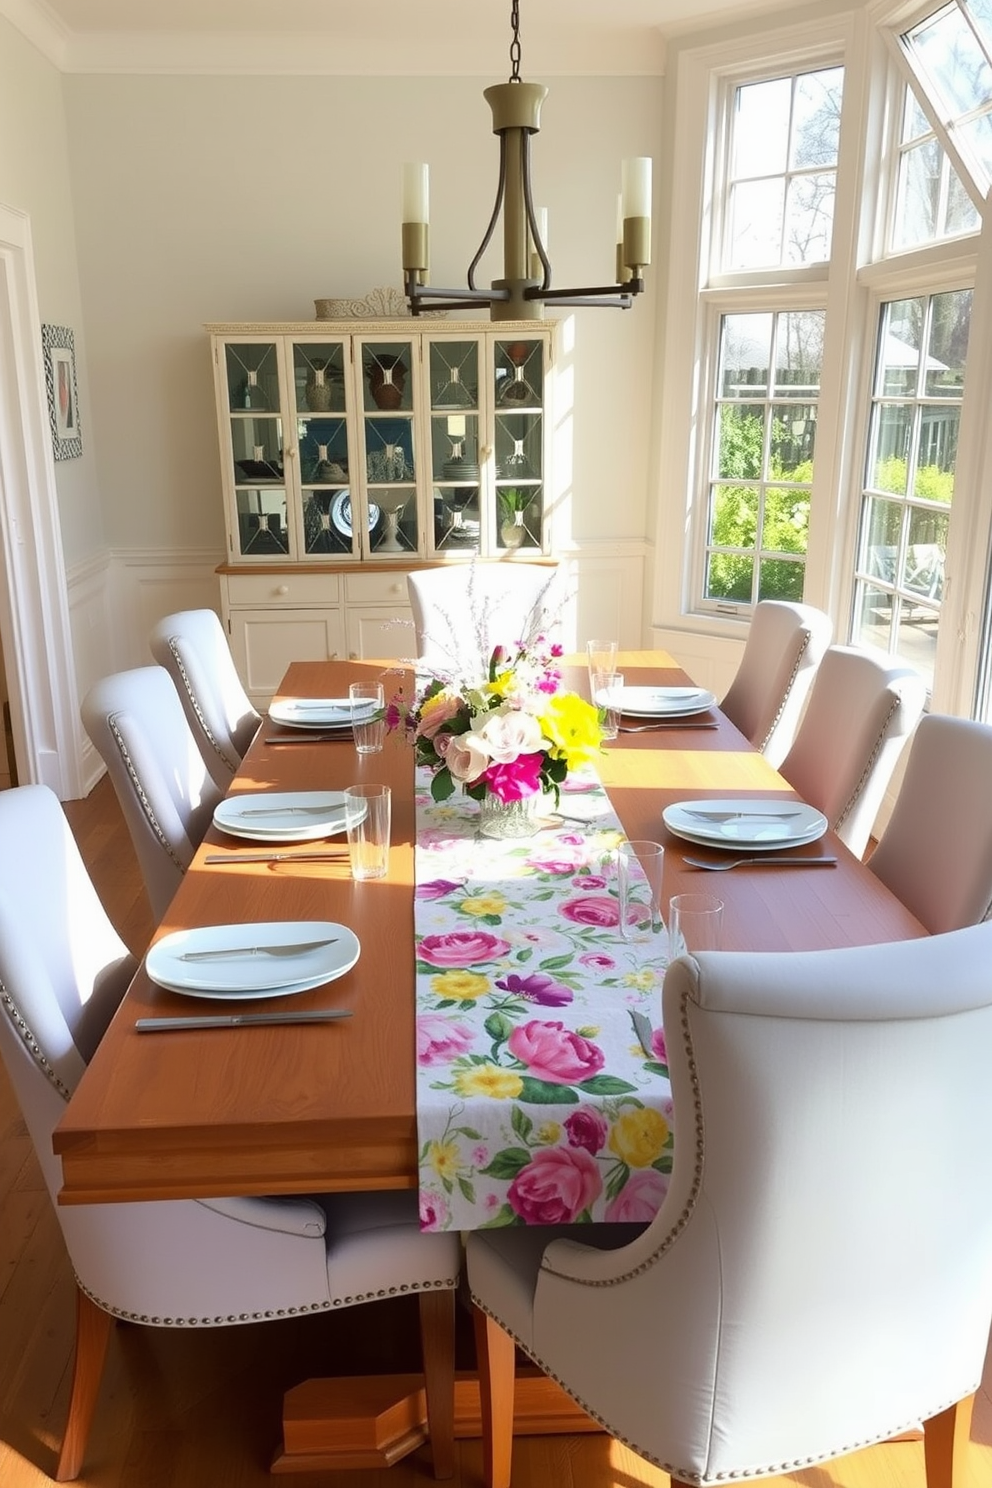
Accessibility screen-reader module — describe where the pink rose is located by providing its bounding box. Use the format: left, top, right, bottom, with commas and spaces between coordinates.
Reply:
420, 1188, 450, 1231
605, 1168, 669, 1223
445, 732, 490, 785
579, 950, 616, 971
485, 754, 543, 801
417, 1014, 476, 1066
507, 1019, 605, 1084
560, 894, 631, 928
563, 1109, 609, 1155
418, 930, 511, 967
573, 874, 609, 890
507, 1145, 603, 1224
416, 693, 462, 741
650, 1027, 667, 1064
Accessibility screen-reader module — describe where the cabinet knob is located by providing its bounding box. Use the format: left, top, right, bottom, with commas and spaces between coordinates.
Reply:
276, 584, 289, 596
389, 582, 402, 595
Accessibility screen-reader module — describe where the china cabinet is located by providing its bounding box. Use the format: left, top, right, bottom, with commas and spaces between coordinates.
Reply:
206, 319, 555, 700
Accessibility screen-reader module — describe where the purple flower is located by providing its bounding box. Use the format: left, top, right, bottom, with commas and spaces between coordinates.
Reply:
495, 972, 573, 1007
416, 878, 464, 901
563, 1109, 609, 1155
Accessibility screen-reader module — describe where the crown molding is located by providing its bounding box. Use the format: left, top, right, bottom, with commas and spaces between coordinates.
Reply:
0, 0, 70, 67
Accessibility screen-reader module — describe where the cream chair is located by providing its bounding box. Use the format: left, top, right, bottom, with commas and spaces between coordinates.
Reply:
0, 784, 459, 1481
407, 563, 561, 674
468, 921, 992, 1488
867, 713, 992, 932
719, 600, 833, 766
149, 607, 261, 790
777, 645, 927, 856
80, 666, 227, 921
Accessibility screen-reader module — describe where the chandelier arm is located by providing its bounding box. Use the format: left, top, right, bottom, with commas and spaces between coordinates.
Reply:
526, 278, 644, 302
467, 134, 509, 291
520, 134, 551, 291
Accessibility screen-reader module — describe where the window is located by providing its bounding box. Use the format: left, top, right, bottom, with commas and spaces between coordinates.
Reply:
891, 88, 980, 248
704, 310, 823, 605
901, 0, 992, 197
852, 289, 972, 688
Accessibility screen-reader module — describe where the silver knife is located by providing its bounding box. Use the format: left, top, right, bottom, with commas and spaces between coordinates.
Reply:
135, 1009, 353, 1032
178, 937, 337, 961
264, 732, 353, 744
236, 804, 340, 817
204, 850, 348, 864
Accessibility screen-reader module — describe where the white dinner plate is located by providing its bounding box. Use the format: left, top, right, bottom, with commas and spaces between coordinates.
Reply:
603, 685, 717, 718
146, 920, 361, 999
663, 798, 828, 852
213, 791, 353, 843
268, 697, 377, 731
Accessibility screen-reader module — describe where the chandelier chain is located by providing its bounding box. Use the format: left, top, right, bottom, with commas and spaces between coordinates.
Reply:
509, 0, 522, 81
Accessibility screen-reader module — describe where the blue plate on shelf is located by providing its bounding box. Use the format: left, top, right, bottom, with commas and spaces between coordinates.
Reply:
330, 489, 381, 538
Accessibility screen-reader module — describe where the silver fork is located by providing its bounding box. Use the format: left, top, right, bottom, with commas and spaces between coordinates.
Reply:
619, 721, 719, 733
683, 855, 837, 871
684, 808, 804, 822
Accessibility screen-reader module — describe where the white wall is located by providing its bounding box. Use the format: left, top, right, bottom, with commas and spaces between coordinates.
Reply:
61, 73, 661, 562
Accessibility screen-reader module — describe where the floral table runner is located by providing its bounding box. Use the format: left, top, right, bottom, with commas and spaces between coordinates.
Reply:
414, 765, 675, 1231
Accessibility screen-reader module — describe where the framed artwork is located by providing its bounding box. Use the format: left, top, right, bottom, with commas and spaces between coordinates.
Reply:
41, 324, 82, 460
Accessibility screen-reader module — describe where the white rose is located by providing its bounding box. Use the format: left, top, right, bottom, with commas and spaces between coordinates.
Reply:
445, 732, 491, 784
477, 709, 543, 763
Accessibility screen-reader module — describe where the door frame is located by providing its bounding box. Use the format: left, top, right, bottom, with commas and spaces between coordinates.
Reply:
0, 201, 81, 798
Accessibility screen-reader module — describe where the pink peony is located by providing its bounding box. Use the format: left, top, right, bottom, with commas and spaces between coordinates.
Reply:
563, 1109, 609, 1155
560, 895, 629, 928
417, 1014, 476, 1066
507, 1019, 605, 1084
605, 1168, 669, 1223
507, 1145, 603, 1224
485, 754, 544, 801
418, 930, 512, 967
416, 878, 464, 901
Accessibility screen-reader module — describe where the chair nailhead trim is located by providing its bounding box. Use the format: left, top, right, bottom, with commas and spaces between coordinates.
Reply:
834, 695, 901, 832
0, 982, 72, 1100
757, 630, 810, 754
167, 639, 239, 773
77, 1273, 458, 1328
107, 714, 188, 874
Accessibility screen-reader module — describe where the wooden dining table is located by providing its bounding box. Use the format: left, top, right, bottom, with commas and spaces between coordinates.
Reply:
51, 650, 928, 1469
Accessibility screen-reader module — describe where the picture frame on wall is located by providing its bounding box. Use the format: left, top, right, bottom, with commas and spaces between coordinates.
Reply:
41, 323, 82, 460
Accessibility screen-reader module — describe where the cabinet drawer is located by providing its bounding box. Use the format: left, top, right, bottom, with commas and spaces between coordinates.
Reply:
224, 573, 341, 607
344, 572, 412, 605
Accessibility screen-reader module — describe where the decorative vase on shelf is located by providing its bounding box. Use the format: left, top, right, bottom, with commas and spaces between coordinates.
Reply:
305, 362, 334, 412
368, 355, 407, 410
477, 791, 541, 840
500, 511, 527, 549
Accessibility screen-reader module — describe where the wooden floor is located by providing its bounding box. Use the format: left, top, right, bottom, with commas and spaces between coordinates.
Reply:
2, 775, 992, 1487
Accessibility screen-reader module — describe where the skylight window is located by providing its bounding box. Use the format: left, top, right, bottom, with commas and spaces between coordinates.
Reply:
902, 0, 992, 197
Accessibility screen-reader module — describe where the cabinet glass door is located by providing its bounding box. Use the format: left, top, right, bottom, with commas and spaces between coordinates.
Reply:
429, 340, 481, 555
292, 340, 355, 558
359, 340, 419, 557
224, 342, 288, 558
494, 339, 544, 552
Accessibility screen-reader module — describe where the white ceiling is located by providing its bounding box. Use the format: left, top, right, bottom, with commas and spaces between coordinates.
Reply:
1, 0, 825, 75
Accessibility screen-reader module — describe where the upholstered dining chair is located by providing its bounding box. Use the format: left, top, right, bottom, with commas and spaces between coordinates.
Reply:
149, 607, 261, 790
777, 645, 927, 857
867, 713, 992, 932
0, 784, 460, 1482
80, 666, 227, 921
407, 562, 561, 672
467, 921, 992, 1488
719, 599, 833, 766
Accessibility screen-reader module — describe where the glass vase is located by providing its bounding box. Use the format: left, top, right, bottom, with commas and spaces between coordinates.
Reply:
477, 791, 541, 840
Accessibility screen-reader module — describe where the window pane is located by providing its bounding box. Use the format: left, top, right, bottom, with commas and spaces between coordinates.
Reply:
878, 298, 924, 396
956, 109, 992, 180
770, 404, 817, 474
733, 77, 791, 176
721, 314, 772, 391
946, 166, 981, 232
758, 557, 806, 600
894, 138, 941, 246
870, 407, 912, 491
784, 174, 835, 263
911, 5, 992, 118
853, 583, 895, 653
763, 484, 810, 553
728, 180, 785, 268
711, 484, 758, 546
967, 0, 992, 54
926, 287, 972, 396
915, 406, 960, 496
705, 552, 754, 601
791, 67, 844, 167
717, 406, 765, 479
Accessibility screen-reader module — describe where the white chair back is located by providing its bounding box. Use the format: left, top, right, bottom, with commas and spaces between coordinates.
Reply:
149, 607, 260, 789
720, 600, 833, 766
468, 922, 992, 1484
778, 645, 927, 856
81, 666, 224, 921
407, 563, 561, 676
868, 713, 992, 932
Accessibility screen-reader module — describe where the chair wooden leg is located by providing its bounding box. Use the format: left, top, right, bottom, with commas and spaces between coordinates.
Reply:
419, 1287, 456, 1480
923, 1394, 975, 1488
55, 1286, 113, 1481
472, 1303, 517, 1488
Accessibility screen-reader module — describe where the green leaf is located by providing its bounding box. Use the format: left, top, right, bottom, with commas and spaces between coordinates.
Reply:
457, 1176, 477, 1203
484, 1012, 514, 1045
480, 1204, 520, 1228
511, 1106, 534, 1142
605, 1163, 630, 1201
539, 954, 574, 972
480, 1147, 532, 1179
653, 1155, 674, 1173
455, 1126, 483, 1141
431, 768, 456, 803
517, 1077, 579, 1105
578, 1075, 639, 1096
645, 1060, 669, 1077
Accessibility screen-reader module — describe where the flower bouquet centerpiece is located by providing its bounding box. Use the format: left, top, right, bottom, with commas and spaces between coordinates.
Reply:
389, 631, 604, 839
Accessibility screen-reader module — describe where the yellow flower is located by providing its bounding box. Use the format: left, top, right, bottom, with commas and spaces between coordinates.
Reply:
453, 1066, 524, 1099
623, 968, 661, 992
486, 671, 515, 700
537, 1122, 562, 1144
430, 970, 491, 1002
608, 1108, 669, 1168
459, 892, 509, 918
427, 1140, 461, 1180
539, 693, 603, 770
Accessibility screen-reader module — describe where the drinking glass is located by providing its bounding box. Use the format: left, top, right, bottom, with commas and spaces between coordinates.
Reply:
668, 893, 724, 957
616, 840, 666, 942
349, 681, 385, 754
596, 671, 623, 741
586, 638, 618, 702
344, 784, 391, 880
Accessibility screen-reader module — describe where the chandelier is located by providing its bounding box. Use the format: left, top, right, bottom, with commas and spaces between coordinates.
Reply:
401, 0, 652, 321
